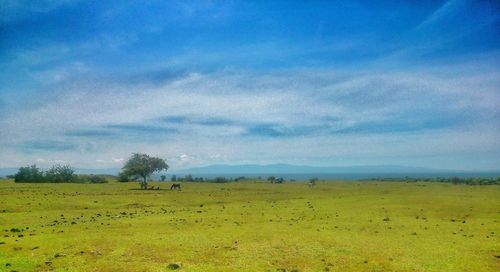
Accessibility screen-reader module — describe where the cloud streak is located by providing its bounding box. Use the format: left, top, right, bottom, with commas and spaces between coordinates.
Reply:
20, 140, 77, 152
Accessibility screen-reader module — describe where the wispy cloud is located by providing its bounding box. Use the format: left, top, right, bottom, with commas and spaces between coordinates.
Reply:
414, 0, 464, 31
158, 115, 238, 127
1, 61, 497, 168
104, 124, 178, 135
0, 0, 73, 23
20, 140, 77, 152
65, 130, 116, 137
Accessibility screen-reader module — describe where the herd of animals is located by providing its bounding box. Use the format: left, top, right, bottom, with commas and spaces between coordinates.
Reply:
145, 180, 316, 190
145, 183, 182, 190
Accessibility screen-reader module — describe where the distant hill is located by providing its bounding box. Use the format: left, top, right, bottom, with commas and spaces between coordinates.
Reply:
0, 168, 18, 177
171, 164, 500, 180
73, 168, 120, 175
174, 163, 447, 175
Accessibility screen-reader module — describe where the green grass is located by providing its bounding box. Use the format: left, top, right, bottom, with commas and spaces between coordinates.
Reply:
0, 180, 498, 271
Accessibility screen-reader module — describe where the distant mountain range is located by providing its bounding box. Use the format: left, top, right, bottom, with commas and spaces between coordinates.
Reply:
1, 164, 498, 179
172, 164, 500, 180
174, 164, 448, 174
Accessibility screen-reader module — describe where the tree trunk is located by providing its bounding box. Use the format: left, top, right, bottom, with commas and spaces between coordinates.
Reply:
142, 176, 147, 189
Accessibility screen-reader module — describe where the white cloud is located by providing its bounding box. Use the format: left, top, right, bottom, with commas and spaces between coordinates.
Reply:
0, 54, 499, 170
414, 0, 463, 31
0, 0, 73, 23
30, 62, 89, 84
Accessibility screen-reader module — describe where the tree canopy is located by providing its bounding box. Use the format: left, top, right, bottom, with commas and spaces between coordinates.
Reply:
13, 164, 106, 183
121, 153, 168, 189
14, 165, 44, 183
45, 164, 76, 183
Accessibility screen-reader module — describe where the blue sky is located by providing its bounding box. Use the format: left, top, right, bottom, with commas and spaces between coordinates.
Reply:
0, 0, 499, 170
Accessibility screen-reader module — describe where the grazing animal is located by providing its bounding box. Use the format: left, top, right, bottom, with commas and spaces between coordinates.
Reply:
170, 184, 181, 190
307, 178, 318, 188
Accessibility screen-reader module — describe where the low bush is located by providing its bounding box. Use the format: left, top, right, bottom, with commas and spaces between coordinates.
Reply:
362, 176, 500, 185
77, 174, 108, 184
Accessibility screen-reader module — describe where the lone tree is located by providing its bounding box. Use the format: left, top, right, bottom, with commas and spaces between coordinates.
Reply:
121, 153, 168, 189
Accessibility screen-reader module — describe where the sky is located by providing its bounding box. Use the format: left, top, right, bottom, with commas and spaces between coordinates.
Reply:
0, 0, 499, 171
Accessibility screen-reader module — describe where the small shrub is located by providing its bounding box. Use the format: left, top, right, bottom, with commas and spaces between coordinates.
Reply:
118, 172, 132, 182
77, 175, 107, 184
167, 263, 181, 270
213, 177, 229, 183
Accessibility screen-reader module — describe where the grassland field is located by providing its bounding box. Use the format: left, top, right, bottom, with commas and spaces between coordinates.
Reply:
0, 179, 498, 272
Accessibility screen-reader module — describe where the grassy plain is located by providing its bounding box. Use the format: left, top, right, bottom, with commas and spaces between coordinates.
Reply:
0, 180, 498, 272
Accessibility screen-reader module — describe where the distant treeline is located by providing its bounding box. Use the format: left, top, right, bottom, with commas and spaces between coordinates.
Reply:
170, 174, 246, 183
174, 175, 236, 183
170, 175, 291, 183
362, 176, 500, 185
118, 173, 290, 183
11, 164, 108, 184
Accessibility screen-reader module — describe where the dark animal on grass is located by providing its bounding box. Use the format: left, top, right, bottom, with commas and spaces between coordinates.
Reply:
308, 178, 317, 188
170, 184, 181, 190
